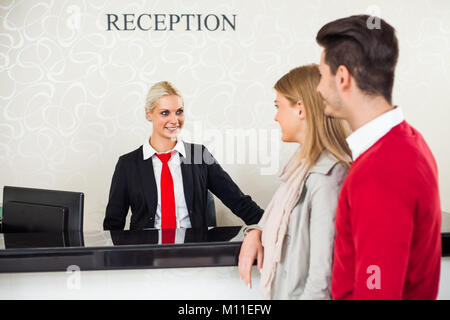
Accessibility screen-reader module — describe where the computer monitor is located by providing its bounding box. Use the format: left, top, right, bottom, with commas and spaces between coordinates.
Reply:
2, 186, 84, 233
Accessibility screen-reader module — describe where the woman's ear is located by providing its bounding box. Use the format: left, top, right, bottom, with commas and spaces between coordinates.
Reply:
145, 109, 152, 122
296, 100, 306, 120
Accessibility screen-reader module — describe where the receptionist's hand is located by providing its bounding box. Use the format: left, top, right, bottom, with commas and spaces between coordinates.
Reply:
238, 229, 263, 289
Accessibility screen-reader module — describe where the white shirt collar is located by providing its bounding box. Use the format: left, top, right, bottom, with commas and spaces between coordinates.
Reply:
142, 137, 186, 160
346, 106, 404, 161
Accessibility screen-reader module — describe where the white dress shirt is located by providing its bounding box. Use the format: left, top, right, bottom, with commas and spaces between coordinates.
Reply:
346, 106, 404, 161
142, 137, 191, 229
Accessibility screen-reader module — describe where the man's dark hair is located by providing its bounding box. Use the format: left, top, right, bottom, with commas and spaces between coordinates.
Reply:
316, 15, 399, 103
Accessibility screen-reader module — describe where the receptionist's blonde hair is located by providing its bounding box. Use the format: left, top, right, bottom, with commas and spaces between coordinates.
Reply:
145, 81, 182, 114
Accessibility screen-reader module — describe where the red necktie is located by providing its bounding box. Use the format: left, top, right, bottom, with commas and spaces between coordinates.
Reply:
161, 228, 176, 245
156, 153, 177, 236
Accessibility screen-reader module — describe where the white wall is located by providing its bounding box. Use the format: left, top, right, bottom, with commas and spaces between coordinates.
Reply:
1, 0, 450, 230
438, 257, 450, 300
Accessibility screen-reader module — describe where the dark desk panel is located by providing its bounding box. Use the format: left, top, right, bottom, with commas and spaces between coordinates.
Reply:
0, 226, 243, 273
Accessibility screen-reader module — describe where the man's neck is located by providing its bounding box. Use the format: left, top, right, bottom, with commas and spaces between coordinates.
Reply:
346, 95, 395, 131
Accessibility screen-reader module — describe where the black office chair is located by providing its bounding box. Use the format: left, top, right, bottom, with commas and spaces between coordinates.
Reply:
2, 186, 84, 233
206, 191, 216, 227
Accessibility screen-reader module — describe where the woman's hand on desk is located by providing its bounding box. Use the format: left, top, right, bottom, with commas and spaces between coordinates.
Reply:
238, 229, 263, 289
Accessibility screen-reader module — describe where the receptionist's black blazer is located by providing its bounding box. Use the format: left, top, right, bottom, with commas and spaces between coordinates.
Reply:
103, 142, 264, 230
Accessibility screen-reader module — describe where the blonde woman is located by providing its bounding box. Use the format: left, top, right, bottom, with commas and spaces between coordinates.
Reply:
104, 81, 263, 231
238, 65, 352, 299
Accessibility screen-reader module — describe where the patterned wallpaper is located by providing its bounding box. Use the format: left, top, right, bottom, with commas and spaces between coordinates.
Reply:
1, 0, 449, 230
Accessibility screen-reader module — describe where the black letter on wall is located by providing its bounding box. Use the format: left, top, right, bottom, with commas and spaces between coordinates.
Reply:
222, 14, 236, 31
123, 14, 136, 31
106, 14, 120, 30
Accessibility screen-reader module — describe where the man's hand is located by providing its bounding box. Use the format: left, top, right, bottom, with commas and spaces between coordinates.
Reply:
238, 229, 263, 289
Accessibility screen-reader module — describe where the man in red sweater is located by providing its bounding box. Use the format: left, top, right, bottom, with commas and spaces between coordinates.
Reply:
315, 15, 441, 299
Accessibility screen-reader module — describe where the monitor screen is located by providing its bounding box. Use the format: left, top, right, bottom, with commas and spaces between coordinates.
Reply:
2, 186, 84, 233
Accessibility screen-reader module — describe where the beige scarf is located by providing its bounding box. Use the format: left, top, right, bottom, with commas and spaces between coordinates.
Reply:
259, 149, 308, 299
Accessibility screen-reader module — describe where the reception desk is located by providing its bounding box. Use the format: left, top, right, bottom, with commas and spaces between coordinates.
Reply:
0, 213, 449, 299
0, 226, 264, 299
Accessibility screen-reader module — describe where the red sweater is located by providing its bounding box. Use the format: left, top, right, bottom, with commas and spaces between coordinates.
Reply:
331, 121, 441, 300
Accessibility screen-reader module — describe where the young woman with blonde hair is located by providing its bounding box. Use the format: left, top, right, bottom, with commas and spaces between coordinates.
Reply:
104, 81, 263, 232
238, 64, 352, 299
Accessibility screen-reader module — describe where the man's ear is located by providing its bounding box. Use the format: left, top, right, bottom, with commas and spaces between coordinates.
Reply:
336, 65, 352, 92
296, 100, 306, 120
